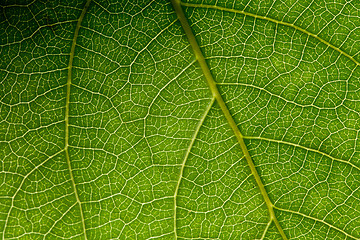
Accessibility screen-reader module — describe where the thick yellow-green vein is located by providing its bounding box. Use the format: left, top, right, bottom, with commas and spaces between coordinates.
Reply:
65, 0, 91, 239
170, 0, 288, 239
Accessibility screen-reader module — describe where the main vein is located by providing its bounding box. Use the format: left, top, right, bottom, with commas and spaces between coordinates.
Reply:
170, 0, 288, 239
65, 0, 91, 239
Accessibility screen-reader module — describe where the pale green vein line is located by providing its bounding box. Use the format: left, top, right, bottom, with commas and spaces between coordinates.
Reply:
171, 0, 288, 239
65, 0, 91, 239
2, 150, 64, 239
260, 221, 273, 240
273, 206, 359, 239
176, 172, 251, 215
173, 97, 215, 239
243, 136, 360, 172
145, 59, 197, 137
180, 2, 360, 67
217, 82, 331, 110
43, 201, 79, 237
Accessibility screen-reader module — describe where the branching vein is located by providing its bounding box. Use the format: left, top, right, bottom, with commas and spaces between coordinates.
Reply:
170, 0, 288, 239
180, 2, 360, 67
173, 97, 215, 238
244, 136, 360, 171
274, 206, 359, 239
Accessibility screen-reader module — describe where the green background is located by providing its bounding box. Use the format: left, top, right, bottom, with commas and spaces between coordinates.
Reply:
1, 0, 359, 239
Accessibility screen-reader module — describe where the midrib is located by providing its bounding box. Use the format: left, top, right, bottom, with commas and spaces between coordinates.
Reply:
65, 0, 92, 239
170, 0, 288, 239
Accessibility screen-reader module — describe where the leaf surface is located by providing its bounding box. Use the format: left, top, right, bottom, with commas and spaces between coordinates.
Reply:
1, 0, 360, 239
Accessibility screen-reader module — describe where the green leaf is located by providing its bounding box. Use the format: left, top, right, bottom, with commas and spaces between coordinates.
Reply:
1, 0, 360, 239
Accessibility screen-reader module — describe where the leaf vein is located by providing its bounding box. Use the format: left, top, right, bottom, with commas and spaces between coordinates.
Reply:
243, 136, 360, 171
274, 206, 359, 239
173, 97, 215, 238
64, 0, 92, 239
180, 2, 360, 67
171, 0, 288, 239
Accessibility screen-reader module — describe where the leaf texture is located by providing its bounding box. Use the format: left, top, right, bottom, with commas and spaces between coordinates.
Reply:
1, 0, 360, 239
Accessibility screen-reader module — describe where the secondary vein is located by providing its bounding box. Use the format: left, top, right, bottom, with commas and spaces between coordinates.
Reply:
170, 0, 288, 239
65, 0, 91, 239
244, 136, 360, 172
274, 206, 359, 240
181, 2, 360, 67
173, 97, 215, 238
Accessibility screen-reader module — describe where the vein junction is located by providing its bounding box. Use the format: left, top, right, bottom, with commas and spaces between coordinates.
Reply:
170, 0, 288, 239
